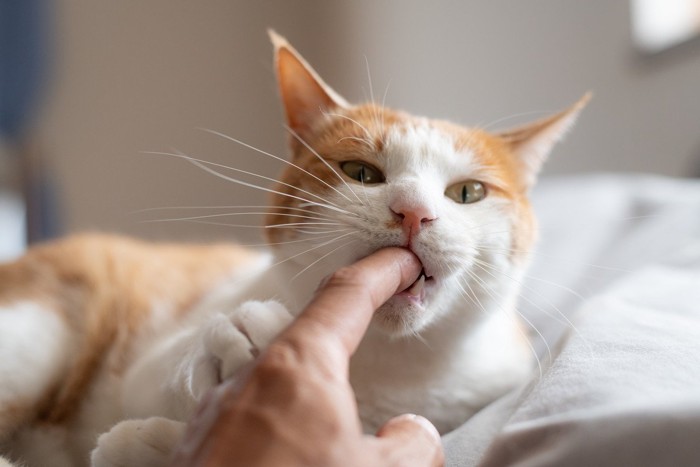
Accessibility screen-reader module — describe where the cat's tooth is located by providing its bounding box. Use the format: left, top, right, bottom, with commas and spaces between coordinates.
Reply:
408, 274, 425, 296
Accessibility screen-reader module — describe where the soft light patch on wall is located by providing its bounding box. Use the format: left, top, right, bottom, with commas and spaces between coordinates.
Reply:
632, 0, 700, 52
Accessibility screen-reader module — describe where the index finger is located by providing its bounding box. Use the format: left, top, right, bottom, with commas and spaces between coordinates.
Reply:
279, 247, 422, 357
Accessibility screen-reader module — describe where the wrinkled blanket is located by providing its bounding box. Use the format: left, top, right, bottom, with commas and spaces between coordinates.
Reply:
444, 175, 700, 466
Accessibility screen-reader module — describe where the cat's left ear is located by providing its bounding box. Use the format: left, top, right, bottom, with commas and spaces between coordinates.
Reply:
499, 93, 591, 189
270, 30, 349, 147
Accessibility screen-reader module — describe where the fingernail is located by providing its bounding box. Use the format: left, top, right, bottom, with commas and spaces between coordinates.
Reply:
395, 413, 441, 441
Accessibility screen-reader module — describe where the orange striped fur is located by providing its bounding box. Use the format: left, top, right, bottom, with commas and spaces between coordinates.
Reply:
0, 234, 260, 428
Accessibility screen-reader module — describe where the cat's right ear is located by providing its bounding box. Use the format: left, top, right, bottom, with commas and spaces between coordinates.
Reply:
269, 30, 349, 146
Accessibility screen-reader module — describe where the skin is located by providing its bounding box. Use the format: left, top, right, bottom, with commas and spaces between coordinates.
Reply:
170, 247, 444, 467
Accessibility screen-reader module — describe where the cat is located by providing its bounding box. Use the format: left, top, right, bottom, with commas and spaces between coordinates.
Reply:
0, 31, 589, 467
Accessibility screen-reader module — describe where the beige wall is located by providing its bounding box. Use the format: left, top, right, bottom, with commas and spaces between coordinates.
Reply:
36, 1, 700, 243
38, 1, 340, 243
329, 1, 700, 177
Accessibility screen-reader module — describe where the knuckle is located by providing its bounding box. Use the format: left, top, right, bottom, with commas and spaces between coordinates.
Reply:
324, 265, 366, 290
256, 339, 305, 374
251, 344, 304, 397
256, 333, 343, 385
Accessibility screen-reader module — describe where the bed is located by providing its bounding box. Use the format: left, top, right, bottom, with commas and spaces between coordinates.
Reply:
444, 174, 700, 466
2, 174, 698, 465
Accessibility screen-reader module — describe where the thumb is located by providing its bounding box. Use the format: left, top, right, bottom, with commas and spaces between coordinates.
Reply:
375, 414, 444, 467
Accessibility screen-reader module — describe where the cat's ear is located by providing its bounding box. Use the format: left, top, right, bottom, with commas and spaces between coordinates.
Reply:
269, 30, 349, 146
499, 93, 591, 189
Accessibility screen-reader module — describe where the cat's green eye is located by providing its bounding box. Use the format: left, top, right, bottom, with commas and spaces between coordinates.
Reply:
340, 161, 384, 184
445, 181, 486, 204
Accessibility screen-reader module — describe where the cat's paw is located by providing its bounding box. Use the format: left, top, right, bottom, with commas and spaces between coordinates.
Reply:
189, 300, 293, 398
91, 417, 185, 467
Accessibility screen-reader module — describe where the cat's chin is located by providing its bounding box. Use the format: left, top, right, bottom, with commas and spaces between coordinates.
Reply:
371, 296, 433, 337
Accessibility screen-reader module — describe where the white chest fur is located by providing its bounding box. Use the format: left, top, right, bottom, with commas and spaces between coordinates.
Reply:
350, 308, 532, 433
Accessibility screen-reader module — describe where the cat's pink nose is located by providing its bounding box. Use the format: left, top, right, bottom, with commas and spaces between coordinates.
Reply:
391, 204, 436, 239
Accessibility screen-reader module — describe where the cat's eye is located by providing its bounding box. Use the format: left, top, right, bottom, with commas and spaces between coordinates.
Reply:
340, 161, 384, 184
445, 181, 486, 204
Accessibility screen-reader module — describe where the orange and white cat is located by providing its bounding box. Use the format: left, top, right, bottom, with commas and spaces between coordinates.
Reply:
0, 32, 588, 466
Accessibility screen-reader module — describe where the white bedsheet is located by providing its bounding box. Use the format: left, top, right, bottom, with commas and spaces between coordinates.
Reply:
444, 175, 700, 466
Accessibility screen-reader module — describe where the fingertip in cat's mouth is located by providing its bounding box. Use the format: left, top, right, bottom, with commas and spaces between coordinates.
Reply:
397, 268, 435, 303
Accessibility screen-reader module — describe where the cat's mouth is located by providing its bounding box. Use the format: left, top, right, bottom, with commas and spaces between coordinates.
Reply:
397, 268, 434, 304
375, 266, 437, 335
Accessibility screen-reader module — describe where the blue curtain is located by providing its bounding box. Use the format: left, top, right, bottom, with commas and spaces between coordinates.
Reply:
0, 0, 57, 242
0, 0, 50, 142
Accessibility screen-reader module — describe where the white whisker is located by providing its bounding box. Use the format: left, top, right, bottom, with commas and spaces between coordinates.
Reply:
265, 222, 344, 229
238, 232, 344, 248
478, 244, 631, 273
464, 266, 549, 374
363, 55, 383, 138
200, 128, 356, 204
170, 148, 345, 211
364, 55, 376, 105
381, 79, 391, 109
359, 175, 371, 206
134, 204, 337, 219
337, 136, 374, 149
290, 238, 359, 282
266, 230, 360, 270
139, 219, 266, 229
478, 110, 552, 132
284, 126, 365, 205
325, 112, 373, 141
472, 257, 568, 326
149, 219, 347, 232
144, 150, 352, 216
296, 228, 355, 235
472, 256, 593, 359
379, 79, 392, 144
146, 212, 335, 224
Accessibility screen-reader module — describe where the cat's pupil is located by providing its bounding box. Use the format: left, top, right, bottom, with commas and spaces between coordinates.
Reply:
340, 161, 384, 184
445, 180, 485, 204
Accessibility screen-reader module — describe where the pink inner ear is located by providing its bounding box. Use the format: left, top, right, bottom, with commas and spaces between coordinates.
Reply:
274, 38, 348, 138
499, 93, 591, 188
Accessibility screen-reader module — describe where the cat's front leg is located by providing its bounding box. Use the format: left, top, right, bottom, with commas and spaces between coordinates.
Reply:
96, 301, 292, 466
194, 300, 294, 388
123, 300, 293, 421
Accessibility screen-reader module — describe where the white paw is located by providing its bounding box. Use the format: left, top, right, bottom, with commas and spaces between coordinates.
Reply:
91, 417, 185, 467
189, 300, 293, 399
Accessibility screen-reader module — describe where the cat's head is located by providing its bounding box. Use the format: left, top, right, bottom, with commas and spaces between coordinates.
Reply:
265, 31, 589, 337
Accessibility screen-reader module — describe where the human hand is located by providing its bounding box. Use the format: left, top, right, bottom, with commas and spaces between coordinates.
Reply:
170, 247, 444, 466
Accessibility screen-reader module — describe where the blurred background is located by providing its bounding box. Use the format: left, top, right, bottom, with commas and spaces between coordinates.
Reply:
2, 0, 700, 260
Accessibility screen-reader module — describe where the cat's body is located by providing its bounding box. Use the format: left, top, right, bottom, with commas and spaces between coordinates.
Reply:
0, 33, 588, 466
